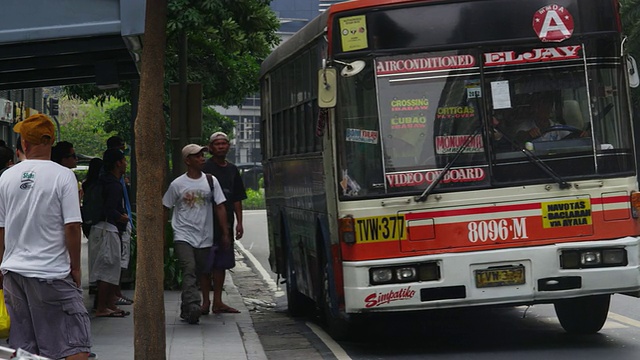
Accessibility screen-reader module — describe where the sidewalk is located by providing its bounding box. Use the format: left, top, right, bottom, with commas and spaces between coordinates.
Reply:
82, 239, 267, 360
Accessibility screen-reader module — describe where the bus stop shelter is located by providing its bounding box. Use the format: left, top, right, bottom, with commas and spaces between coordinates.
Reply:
0, 0, 144, 90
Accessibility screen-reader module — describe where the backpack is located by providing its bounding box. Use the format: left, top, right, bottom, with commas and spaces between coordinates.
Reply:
81, 180, 105, 227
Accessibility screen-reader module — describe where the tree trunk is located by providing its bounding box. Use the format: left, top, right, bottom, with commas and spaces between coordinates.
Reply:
133, 1, 168, 359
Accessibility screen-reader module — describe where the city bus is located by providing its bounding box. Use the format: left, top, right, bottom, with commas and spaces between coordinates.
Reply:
259, 0, 640, 339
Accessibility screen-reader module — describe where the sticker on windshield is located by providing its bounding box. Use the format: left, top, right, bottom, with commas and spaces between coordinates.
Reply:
541, 199, 592, 228
391, 97, 429, 112
435, 106, 475, 119
466, 80, 481, 99
346, 128, 378, 144
435, 135, 484, 154
376, 54, 475, 75
390, 115, 427, 129
339, 15, 368, 52
340, 170, 361, 196
484, 45, 581, 67
386, 168, 486, 188
491, 81, 512, 110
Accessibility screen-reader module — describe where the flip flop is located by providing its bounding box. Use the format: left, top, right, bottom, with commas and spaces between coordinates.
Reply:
201, 305, 210, 315
212, 306, 240, 314
96, 311, 127, 318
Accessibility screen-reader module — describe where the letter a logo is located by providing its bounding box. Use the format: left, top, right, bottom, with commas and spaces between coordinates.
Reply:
532, 5, 574, 42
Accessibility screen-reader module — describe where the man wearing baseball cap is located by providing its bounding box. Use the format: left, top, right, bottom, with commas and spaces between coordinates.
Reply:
162, 144, 230, 324
0, 114, 91, 359
201, 131, 247, 315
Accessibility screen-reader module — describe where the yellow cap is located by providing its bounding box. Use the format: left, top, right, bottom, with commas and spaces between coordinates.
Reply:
14, 114, 55, 145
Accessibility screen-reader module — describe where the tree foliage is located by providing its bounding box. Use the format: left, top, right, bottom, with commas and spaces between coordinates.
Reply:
58, 98, 125, 157
165, 0, 280, 106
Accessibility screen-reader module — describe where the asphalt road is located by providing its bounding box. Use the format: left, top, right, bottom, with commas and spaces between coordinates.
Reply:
239, 210, 640, 360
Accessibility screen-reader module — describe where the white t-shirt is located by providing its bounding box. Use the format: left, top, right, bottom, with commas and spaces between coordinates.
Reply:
162, 172, 226, 248
0, 159, 82, 279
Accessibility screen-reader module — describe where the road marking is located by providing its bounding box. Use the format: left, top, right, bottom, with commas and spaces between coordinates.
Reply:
236, 241, 284, 297
608, 312, 640, 329
306, 322, 352, 360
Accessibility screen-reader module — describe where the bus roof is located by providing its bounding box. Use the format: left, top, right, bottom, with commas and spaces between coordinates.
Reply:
260, 0, 428, 77
330, 0, 429, 13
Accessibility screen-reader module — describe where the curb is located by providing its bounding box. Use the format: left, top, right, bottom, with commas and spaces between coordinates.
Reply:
230, 246, 269, 360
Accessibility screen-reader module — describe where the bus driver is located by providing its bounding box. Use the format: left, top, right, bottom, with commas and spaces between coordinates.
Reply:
514, 93, 571, 144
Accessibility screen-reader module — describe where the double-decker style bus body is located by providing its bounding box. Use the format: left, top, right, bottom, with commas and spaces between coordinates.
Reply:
260, 0, 640, 338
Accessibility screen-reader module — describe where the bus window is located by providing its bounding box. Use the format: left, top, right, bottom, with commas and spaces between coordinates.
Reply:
373, 51, 489, 194
486, 45, 634, 183
335, 59, 384, 197
589, 65, 634, 174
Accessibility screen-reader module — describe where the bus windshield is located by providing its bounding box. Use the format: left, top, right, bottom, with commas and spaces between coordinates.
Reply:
335, 44, 634, 200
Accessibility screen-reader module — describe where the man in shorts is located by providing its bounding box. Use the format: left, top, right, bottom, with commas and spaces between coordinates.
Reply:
163, 144, 229, 324
89, 149, 130, 318
202, 132, 247, 314
0, 114, 91, 359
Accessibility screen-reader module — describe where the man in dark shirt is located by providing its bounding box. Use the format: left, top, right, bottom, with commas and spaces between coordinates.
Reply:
89, 148, 130, 317
201, 132, 247, 314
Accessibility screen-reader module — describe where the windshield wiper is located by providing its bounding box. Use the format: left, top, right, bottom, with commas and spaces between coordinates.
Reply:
415, 126, 482, 203
492, 125, 571, 190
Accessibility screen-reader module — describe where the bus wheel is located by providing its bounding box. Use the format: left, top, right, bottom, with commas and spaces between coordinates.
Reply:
553, 294, 611, 334
320, 261, 351, 340
285, 257, 311, 317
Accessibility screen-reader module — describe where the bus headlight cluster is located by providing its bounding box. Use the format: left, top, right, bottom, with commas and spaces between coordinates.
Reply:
560, 248, 627, 269
369, 262, 440, 285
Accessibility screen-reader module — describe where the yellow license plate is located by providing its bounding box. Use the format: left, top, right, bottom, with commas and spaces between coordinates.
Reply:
475, 265, 525, 288
355, 215, 406, 243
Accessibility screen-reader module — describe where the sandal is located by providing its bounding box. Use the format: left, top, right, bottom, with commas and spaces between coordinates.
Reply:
212, 306, 240, 314
96, 310, 127, 318
201, 303, 210, 315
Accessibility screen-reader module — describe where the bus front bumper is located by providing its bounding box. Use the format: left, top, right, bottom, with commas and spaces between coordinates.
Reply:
342, 237, 640, 313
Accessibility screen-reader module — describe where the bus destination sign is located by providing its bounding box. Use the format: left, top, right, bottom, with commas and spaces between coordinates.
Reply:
541, 198, 592, 228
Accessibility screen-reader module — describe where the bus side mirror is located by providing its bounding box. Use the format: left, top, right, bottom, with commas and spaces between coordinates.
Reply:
628, 56, 639, 88
318, 68, 337, 108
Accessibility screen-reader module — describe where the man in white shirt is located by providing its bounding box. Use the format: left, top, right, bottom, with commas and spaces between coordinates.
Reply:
0, 114, 91, 360
162, 144, 229, 324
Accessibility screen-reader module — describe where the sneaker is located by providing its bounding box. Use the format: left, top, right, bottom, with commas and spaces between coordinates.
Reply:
115, 297, 133, 306
89, 352, 98, 359
187, 307, 200, 325
180, 306, 200, 324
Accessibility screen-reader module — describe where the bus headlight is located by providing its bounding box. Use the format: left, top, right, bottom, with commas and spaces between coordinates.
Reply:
602, 249, 626, 264
369, 262, 440, 285
580, 251, 601, 266
371, 269, 393, 284
395, 267, 417, 282
561, 248, 627, 269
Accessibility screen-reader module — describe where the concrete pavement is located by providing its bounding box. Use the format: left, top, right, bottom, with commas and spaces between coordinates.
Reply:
82, 238, 268, 360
